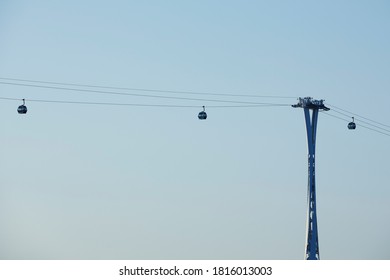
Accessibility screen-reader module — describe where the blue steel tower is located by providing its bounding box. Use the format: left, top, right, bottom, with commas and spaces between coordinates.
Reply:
293, 97, 329, 260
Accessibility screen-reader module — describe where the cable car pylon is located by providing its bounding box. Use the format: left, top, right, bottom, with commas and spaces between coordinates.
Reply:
293, 97, 329, 260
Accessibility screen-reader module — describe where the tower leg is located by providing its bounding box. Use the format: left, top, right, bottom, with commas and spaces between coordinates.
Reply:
304, 108, 320, 260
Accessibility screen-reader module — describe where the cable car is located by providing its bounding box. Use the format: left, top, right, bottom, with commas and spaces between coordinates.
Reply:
198, 106, 207, 120
348, 117, 356, 130
17, 99, 27, 114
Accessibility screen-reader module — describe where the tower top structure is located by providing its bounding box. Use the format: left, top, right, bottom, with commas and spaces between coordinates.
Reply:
292, 97, 330, 111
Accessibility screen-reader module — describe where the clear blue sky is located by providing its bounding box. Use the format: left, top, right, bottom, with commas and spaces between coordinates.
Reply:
0, 0, 389, 259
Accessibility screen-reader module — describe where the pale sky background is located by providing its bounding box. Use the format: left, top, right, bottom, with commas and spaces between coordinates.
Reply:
0, 0, 389, 260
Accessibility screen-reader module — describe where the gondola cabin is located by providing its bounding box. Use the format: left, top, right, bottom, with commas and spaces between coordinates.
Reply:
198, 106, 207, 120
17, 99, 27, 114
